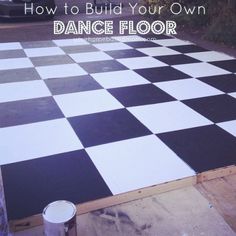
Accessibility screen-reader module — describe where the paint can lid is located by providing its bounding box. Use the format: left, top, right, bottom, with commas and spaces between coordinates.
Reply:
43, 200, 76, 224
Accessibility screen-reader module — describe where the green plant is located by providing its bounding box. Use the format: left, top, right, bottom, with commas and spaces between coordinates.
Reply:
205, 8, 236, 46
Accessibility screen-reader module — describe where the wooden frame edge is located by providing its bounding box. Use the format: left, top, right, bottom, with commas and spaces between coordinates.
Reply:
197, 165, 236, 183
77, 175, 196, 215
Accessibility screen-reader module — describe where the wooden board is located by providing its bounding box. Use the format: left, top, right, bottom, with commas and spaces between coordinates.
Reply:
197, 174, 236, 233
197, 165, 236, 183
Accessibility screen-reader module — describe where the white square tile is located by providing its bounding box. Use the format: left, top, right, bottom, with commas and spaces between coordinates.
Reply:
155, 79, 223, 100
186, 51, 234, 62
24, 47, 65, 57
217, 120, 236, 137
117, 57, 167, 70
54, 89, 123, 117
137, 47, 180, 56
0, 119, 83, 165
53, 38, 89, 46
0, 42, 22, 51
173, 62, 230, 78
154, 38, 193, 47
69, 51, 112, 63
128, 101, 213, 134
0, 58, 33, 70
86, 135, 195, 194
93, 42, 132, 51
91, 70, 150, 89
229, 92, 236, 99
36, 64, 87, 79
112, 35, 146, 42
0, 80, 51, 103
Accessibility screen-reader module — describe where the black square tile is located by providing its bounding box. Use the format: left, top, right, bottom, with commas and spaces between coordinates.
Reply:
0, 49, 26, 59
141, 34, 172, 40
135, 67, 190, 83
0, 97, 64, 127
31, 55, 74, 67
45, 75, 102, 95
61, 45, 99, 54
125, 41, 159, 48
68, 109, 151, 147
154, 54, 200, 65
183, 94, 236, 123
169, 45, 209, 53
210, 60, 236, 73
105, 49, 146, 59
158, 125, 236, 173
79, 60, 128, 73
198, 74, 236, 93
21, 40, 56, 48
87, 37, 117, 44
108, 84, 175, 107
1, 150, 112, 220
0, 68, 41, 84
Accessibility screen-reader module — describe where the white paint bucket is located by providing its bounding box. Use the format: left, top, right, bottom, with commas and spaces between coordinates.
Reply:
43, 200, 77, 236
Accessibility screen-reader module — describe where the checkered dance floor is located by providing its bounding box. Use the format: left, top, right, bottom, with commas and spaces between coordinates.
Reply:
0, 35, 236, 221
